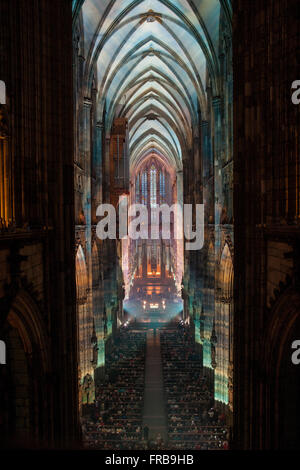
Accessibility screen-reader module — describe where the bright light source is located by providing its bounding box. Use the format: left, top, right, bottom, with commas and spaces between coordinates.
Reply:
150, 303, 159, 309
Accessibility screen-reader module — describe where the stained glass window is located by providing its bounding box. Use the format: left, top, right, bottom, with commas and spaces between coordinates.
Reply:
150, 165, 157, 207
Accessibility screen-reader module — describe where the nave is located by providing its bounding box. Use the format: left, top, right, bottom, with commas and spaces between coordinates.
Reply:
82, 320, 229, 450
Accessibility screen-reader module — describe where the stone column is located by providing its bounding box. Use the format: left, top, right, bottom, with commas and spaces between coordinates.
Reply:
92, 121, 103, 223
212, 96, 222, 228
104, 136, 111, 202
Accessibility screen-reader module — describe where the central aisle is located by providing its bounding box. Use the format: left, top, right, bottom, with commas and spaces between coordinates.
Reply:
142, 328, 167, 442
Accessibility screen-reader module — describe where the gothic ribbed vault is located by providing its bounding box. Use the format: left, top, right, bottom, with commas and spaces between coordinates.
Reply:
73, 0, 232, 171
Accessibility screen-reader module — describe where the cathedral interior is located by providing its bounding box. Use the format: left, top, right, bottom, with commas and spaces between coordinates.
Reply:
0, 0, 299, 451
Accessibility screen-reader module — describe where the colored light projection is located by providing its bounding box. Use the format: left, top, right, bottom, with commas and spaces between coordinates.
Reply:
74, 0, 233, 404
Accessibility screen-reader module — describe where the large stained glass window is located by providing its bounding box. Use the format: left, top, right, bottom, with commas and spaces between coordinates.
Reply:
150, 165, 157, 208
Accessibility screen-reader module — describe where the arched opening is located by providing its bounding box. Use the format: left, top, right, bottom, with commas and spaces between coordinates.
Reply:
0, 290, 50, 447
91, 240, 106, 375
125, 152, 183, 319
278, 315, 300, 450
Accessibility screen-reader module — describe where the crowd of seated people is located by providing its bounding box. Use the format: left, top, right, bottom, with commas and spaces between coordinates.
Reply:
161, 324, 229, 450
82, 328, 146, 450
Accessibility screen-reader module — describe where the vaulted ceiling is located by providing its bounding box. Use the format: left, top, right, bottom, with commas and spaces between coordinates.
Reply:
73, 0, 232, 171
